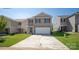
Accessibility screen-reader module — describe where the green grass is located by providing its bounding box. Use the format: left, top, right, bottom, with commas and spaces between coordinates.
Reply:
52, 31, 79, 50
0, 34, 31, 47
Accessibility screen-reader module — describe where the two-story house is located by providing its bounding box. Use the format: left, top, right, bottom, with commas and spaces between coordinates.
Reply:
55, 12, 79, 32
55, 16, 68, 32
22, 12, 52, 35
0, 15, 20, 34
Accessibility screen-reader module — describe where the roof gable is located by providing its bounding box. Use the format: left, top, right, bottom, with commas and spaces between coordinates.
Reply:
35, 12, 52, 17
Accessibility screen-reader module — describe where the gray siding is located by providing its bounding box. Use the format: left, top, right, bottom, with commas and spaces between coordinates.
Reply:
75, 14, 79, 32
67, 15, 75, 32
76, 14, 79, 25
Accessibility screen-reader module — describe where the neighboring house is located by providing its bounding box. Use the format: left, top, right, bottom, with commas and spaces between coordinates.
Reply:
55, 12, 79, 32
0, 15, 20, 34
55, 16, 68, 32
22, 12, 52, 35
15, 19, 26, 33
19, 19, 28, 33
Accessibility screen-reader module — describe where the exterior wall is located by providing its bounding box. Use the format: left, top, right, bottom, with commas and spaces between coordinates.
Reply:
55, 16, 75, 32
35, 17, 52, 26
75, 14, 79, 32
54, 17, 61, 31
67, 15, 75, 32
21, 20, 28, 33
54, 12, 79, 32
21, 19, 34, 34
3, 16, 19, 33
32, 16, 52, 34
76, 14, 79, 24
55, 15, 76, 32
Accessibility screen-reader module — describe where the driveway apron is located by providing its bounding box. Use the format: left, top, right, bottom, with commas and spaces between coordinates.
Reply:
11, 35, 69, 50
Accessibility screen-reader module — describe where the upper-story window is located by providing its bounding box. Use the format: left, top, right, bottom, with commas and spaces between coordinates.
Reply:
64, 19, 66, 22
44, 18, 49, 23
18, 22, 21, 25
61, 18, 62, 22
29, 20, 33, 23
31, 20, 33, 23
61, 18, 66, 22
35, 18, 41, 23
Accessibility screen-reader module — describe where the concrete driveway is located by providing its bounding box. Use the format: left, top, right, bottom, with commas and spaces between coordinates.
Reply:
11, 35, 69, 50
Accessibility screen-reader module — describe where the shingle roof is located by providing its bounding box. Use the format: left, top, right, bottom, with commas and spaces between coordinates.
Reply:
34, 12, 52, 17
67, 12, 79, 18
16, 19, 27, 22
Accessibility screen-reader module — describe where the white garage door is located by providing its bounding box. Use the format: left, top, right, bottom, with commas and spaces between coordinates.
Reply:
35, 27, 50, 35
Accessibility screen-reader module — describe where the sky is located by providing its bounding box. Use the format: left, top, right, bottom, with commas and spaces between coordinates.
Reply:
0, 8, 79, 22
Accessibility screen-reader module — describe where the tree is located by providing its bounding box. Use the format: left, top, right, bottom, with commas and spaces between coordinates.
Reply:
0, 16, 7, 42
0, 16, 7, 32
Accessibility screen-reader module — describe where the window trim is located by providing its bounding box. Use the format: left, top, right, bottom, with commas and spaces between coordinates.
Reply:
44, 18, 49, 23
61, 18, 66, 22
35, 18, 41, 23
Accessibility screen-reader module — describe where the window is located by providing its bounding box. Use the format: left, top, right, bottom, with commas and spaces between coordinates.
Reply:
61, 18, 66, 22
64, 19, 65, 22
61, 18, 62, 22
44, 18, 49, 23
35, 18, 41, 23
18, 22, 21, 25
31, 20, 33, 23
5, 28, 10, 33
29, 20, 33, 23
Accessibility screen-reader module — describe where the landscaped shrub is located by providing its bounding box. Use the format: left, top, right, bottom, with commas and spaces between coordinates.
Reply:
53, 31, 70, 37
10, 33, 15, 35
0, 37, 5, 43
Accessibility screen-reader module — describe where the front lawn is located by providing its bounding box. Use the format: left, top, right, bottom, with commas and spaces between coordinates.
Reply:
52, 32, 79, 50
0, 34, 31, 47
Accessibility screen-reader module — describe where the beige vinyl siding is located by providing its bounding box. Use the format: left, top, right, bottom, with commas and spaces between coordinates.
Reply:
3, 16, 19, 33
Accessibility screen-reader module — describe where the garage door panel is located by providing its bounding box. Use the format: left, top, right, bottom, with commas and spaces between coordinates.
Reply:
35, 27, 50, 35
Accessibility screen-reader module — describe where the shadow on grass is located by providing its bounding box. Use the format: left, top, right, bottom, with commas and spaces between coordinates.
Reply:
0, 40, 5, 43
52, 31, 70, 37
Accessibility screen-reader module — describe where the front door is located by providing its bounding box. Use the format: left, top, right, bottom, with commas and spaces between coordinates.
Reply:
61, 26, 67, 32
